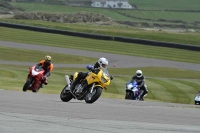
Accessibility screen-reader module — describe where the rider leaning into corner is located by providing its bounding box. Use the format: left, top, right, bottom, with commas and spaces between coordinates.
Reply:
37, 55, 54, 88
130, 70, 148, 101
70, 57, 112, 92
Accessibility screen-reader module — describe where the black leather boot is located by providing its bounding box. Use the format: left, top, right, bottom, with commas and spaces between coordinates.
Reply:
139, 96, 144, 101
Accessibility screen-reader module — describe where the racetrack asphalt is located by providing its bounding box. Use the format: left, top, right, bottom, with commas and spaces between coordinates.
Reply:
1, 40, 200, 71
0, 90, 200, 133
0, 40, 200, 133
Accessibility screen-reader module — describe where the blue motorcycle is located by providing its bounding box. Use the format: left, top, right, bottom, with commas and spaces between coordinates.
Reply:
125, 81, 141, 100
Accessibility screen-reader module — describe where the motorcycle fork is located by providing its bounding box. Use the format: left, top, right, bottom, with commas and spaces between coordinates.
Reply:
90, 83, 95, 93
83, 83, 96, 101
26, 74, 31, 80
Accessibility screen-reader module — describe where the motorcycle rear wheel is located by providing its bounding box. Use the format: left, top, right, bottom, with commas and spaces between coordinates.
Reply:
23, 77, 32, 92
60, 85, 73, 102
85, 86, 102, 104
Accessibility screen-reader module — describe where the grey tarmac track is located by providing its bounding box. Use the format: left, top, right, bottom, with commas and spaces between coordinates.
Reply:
0, 41, 200, 71
0, 41, 200, 133
0, 90, 200, 133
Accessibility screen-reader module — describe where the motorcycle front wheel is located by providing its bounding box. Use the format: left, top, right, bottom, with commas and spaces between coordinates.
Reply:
125, 91, 133, 100
85, 86, 102, 104
23, 77, 32, 92
125, 91, 129, 99
60, 85, 73, 102
195, 101, 200, 105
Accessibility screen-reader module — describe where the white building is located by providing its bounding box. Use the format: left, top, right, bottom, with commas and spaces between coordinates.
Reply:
91, 0, 132, 9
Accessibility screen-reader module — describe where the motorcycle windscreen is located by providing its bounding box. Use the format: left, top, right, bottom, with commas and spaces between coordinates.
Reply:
32, 69, 40, 76
101, 68, 111, 86
35, 65, 43, 71
101, 68, 110, 78
126, 83, 133, 90
32, 65, 44, 76
194, 94, 200, 101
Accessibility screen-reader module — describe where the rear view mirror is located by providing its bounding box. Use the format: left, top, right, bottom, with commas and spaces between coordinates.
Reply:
110, 76, 113, 80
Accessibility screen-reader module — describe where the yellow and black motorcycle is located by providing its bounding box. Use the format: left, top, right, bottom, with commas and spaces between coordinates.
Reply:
60, 68, 113, 104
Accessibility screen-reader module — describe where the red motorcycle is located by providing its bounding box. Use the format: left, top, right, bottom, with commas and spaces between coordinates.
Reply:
23, 64, 46, 92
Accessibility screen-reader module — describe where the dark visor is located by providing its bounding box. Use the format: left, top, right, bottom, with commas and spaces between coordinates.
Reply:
102, 64, 107, 68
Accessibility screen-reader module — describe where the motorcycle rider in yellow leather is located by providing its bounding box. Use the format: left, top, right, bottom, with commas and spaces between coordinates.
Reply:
70, 57, 109, 93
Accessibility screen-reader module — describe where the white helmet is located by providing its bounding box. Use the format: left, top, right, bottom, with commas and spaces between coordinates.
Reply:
136, 70, 142, 78
98, 57, 108, 69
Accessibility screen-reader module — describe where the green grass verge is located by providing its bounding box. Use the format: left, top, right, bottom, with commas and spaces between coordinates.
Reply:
0, 46, 97, 63
1, 1, 200, 45
9, 2, 200, 21
119, 10, 200, 23
1, 18, 200, 46
109, 67, 200, 79
10, 0, 200, 11
1, 26, 200, 64
0, 25, 199, 105
0, 64, 199, 104
129, 0, 200, 10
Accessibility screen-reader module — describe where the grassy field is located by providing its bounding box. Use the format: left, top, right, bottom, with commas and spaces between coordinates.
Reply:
1, 18, 200, 46
119, 10, 200, 23
128, 0, 200, 10
1, 1, 200, 45
9, 1, 200, 11
1, 1, 200, 105
0, 26, 200, 104
0, 46, 97, 63
0, 26, 200, 64
8, 2, 200, 23
0, 64, 200, 104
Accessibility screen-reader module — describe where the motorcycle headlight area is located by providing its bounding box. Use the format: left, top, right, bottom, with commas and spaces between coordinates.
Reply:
101, 76, 108, 83
126, 84, 133, 90
32, 70, 40, 76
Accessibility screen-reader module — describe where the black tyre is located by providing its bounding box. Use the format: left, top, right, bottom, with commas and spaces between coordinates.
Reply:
195, 101, 200, 105
132, 92, 136, 100
125, 91, 129, 99
32, 89, 38, 93
60, 85, 73, 102
125, 91, 133, 100
85, 86, 102, 104
23, 78, 32, 92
